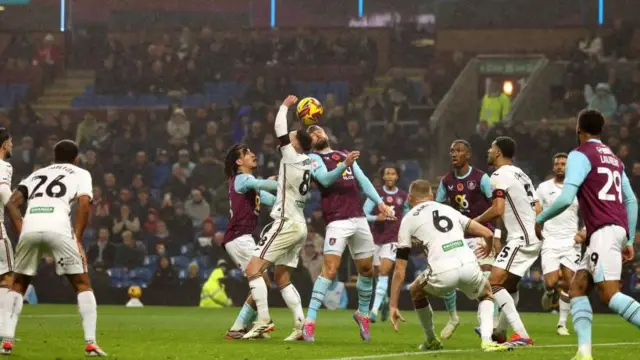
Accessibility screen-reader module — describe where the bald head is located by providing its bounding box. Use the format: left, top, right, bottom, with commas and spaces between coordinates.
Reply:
408, 179, 433, 207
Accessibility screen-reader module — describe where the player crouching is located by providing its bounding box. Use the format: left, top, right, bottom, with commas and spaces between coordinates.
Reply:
388, 180, 510, 353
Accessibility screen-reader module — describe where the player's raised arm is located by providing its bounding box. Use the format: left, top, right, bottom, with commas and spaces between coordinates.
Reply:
275, 96, 296, 138
309, 152, 351, 187
235, 174, 278, 194
537, 151, 590, 224
259, 190, 276, 207
621, 171, 638, 247
352, 161, 396, 219
6, 187, 26, 233
389, 217, 411, 331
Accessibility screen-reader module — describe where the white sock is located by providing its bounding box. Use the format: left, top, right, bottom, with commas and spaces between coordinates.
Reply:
280, 284, 304, 324
494, 288, 528, 338
2, 291, 23, 340
559, 291, 570, 327
478, 299, 495, 342
414, 302, 436, 341
0, 287, 8, 335
495, 291, 519, 333
77, 291, 97, 343
249, 277, 270, 322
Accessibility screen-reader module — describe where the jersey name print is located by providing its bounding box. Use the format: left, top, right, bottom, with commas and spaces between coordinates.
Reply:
490, 165, 538, 245
20, 163, 93, 237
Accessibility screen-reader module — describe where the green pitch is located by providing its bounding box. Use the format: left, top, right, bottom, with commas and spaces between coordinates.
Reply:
12, 305, 640, 359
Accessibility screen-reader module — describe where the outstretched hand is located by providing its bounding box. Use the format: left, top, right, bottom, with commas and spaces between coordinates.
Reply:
390, 307, 406, 332
282, 95, 298, 108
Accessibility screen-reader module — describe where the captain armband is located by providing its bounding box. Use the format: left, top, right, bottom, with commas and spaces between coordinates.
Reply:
492, 189, 505, 199
396, 247, 411, 260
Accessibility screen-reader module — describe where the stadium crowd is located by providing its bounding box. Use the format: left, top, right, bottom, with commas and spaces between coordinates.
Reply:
2, 25, 640, 306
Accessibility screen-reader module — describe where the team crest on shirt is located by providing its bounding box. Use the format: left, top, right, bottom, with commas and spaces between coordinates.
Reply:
331, 154, 341, 161
467, 181, 477, 190
386, 196, 393, 203
456, 183, 464, 191
329, 238, 336, 245
396, 198, 403, 206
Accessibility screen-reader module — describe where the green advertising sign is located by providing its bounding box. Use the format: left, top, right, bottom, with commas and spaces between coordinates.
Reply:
478, 58, 539, 75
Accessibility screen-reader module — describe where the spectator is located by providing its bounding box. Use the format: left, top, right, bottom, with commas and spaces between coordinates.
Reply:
152, 149, 172, 190
181, 262, 201, 306
112, 204, 141, 240
90, 186, 112, 230
135, 187, 158, 223
578, 29, 604, 61
33, 33, 60, 85
143, 208, 160, 235
95, 57, 122, 94
149, 256, 179, 303
114, 230, 144, 269
83, 150, 104, 185
87, 228, 116, 269
607, 19, 634, 60
12, 136, 35, 179
130, 151, 154, 186
148, 221, 176, 254
585, 83, 617, 120
166, 202, 195, 245
164, 167, 191, 201
629, 263, 640, 293
167, 109, 190, 149
173, 149, 196, 178
479, 81, 511, 127
192, 148, 224, 191
185, 189, 210, 228
178, 59, 204, 94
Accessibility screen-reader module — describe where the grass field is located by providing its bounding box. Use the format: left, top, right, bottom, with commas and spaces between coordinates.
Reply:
9, 305, 640, 359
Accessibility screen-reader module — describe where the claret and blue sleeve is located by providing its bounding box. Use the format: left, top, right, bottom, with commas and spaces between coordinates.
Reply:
435, 180, 446, 203
480, 174, 493, 199
260, 191, 276, 207
308, 153, 347, 188
352, 161, 383, 205
234, 174, 278, 194
363, 199, 377, 222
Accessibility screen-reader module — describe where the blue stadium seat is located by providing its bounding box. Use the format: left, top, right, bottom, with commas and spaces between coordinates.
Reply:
214, 216, 229, 232
129, 267, 152, 287
403, 161, 421, 183
195, 255, 211, 269
180, 244, 194, 257
199, 268, 212, 282
84, 85, 95, 95
170, 255, 190, 270
137, 95, 158, 107
107, 267, 128, 287
178, 269, 187, 281
143, 255, 157, 269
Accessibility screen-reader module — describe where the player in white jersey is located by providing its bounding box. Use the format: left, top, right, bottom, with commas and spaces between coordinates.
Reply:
535, 153, 583, 336
243, 95, 313, 340
2, 140, 106, 356
0, 128, 14, 340
388, 180, 510, 353
474, 136, 541, 346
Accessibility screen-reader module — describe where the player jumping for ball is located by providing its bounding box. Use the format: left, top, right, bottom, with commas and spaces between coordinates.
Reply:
536, 109, 639, 360
302, 125, 395, 342
363, 164, 409, 323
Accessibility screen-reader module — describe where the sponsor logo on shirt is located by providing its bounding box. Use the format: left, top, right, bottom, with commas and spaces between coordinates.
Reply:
29, 207, 54, 214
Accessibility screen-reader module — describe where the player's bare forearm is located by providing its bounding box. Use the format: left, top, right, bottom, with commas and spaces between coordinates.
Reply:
475, 198, 504, 224
389, 258, 407, 308
534, 201, 542, 215
7, 190, 25, 233
74, 196, 91, 241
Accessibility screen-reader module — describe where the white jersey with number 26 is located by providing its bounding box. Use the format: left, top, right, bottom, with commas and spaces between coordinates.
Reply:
398, 201, 477, 274
20, 163, 93, 237
490, 165, 539, 244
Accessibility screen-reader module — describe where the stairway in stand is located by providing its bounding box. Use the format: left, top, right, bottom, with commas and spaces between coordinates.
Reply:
33, 70, 94, 111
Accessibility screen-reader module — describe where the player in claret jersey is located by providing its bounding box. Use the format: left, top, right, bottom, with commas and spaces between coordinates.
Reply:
536, 109, 640, 360
303, 125, 395, 342
435, 140, 495, 339
535, 153, 582, 336
363, 164, 409, 323
222, 143, 279, 340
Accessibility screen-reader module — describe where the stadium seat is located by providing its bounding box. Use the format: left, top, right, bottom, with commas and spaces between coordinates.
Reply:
170, 255, 190, 270
178, 269, 187, 281
143, 255, 158, 269
194, 255, 211, 269
107, 267, 128, 287
199, 268, 212, 282
129, 267, 153, 287
180, 244, 194, 257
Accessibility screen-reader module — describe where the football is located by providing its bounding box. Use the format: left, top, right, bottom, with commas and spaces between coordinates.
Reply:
128, 285, 142, 299
296, 97, 324, 125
